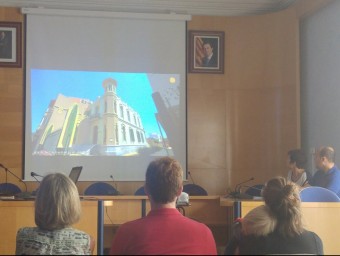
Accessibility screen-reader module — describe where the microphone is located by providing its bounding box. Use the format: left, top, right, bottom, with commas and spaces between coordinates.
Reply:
109, 175, 120, 195
240, 185, 263, 197
30, 172, 44, 184
228, 177, 255, 198
30, 172, 44, 178
188, 171, 195, 184
0, 163, 28, 193
235, 177, 254, 194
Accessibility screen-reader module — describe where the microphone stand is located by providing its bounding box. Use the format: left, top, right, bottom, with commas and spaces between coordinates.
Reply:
0, 164, 27, 193
110, 175, 119, 195
188, 171, 195, 185
30, 172, 44, 196
235, 177, 255, 194
31, 175, 41, 183
228, 177, 255, 198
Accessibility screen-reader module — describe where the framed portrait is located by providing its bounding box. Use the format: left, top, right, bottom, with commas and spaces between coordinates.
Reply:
0, 21, 22, 68
188, 30, 224, 74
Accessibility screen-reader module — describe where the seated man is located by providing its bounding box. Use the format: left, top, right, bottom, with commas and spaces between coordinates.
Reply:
109, 157, 217, 255
311, 146, 340, 197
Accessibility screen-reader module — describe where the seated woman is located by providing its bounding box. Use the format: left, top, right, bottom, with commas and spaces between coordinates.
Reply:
16, 173, 95, 255
287, 149, 311, 187
225, 176, 323, 255
224, 205, 277, 255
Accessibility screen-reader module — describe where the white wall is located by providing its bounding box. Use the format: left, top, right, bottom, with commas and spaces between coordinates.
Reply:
301, 0, 340, 173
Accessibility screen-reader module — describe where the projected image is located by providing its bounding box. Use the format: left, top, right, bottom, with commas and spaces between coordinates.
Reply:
31, 70, 180, 157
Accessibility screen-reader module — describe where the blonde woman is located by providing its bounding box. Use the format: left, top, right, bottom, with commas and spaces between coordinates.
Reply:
225, 205, 277, 255
225, 177, 323, 255
16, 173, 95, 255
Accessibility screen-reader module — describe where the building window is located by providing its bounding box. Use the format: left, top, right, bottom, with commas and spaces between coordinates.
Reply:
120, 105, 124, 119
137, 131, 141, 143
115, 125, 119, 144
121, 124, 126, 142
129, 127, 135, 143
137, 117, 141, 128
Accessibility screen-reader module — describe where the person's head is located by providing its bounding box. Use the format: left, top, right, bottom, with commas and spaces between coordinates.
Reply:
35, 172, 81, 230
262, 176, 304, 237
145, 157, 183, 205
287, 149, 307, 170
0, 31, 5, 39
242, 205, 277, 237
314, 146, 335, 172
203, 41, 214, 57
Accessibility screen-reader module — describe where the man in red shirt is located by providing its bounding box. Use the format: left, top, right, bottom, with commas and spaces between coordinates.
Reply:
109, 157, 217, 255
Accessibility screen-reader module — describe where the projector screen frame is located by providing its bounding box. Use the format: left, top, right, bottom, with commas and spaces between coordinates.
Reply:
22, 10, 189, 182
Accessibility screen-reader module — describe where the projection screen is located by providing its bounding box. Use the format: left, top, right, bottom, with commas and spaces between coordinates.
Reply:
23, 8, 189, 181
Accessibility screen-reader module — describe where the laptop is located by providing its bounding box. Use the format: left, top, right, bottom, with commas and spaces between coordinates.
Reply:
68, 166, 83, 184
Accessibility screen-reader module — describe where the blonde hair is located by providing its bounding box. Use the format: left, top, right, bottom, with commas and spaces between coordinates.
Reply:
262, 176, 304, 237
35, 173, 81, 230
242, 205, 277, 236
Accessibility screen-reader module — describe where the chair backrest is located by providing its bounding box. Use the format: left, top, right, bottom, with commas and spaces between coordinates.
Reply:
300, 186, 340, 202
0, 183, 22, 195
134, 186, 146, 196
244, 184, 265, 197
183, 184, 208, 196
84, 182, 118, 196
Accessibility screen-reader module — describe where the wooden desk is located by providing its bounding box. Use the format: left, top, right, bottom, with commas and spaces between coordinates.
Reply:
83, 195, 230, 225
220, 198, 340, 255
84, 195, 230, 251
0, 200, 99, 255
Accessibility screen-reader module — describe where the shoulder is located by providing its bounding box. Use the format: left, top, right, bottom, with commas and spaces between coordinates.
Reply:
287, 170, 292, 178
181, 216, 214, 236
302, 230, 323, 242
301, 230, 324, 251
332, 166, 340, 175
63, 228, 91, 239
115, 217, 146, 234
305, 170, 313, 179
17, 227, 39, 237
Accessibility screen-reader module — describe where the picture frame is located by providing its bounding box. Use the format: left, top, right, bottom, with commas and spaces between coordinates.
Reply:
0, 21, 22, 68
188, 30, 224, 74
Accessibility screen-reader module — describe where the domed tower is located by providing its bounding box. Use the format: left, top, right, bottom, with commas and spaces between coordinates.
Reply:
102, 78, 119, 145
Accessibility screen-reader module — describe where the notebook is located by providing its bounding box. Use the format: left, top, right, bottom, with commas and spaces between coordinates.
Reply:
68, 166, 82, 184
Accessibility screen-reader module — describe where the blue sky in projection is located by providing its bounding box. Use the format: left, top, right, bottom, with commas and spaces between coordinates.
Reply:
31, 69, 163, 137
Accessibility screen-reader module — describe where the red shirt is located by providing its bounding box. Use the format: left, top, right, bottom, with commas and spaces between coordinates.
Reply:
109, 208, 217, 255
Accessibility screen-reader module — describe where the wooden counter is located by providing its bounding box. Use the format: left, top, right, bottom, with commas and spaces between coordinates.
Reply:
220, 198, 340, 255
0, 200, 99, 255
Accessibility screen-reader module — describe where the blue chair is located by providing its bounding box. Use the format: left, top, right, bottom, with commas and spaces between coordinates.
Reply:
134, 186, 146, 196
300, 186, 340, 202
0, 183, 22, 195
244, 184, 264, 197
183, 184, 208, 196
84, 182, 119, 196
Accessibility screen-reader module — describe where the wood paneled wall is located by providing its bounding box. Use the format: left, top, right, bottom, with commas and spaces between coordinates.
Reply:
187, 8, 300, 194
0, 8, 26, 189
0, 2, 326, 195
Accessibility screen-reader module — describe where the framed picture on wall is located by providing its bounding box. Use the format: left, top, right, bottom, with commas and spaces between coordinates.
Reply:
0, 21, 22, 68
188, 30, 224, 74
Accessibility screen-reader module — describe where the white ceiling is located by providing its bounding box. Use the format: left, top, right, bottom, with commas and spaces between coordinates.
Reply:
0, 0, 297, 17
